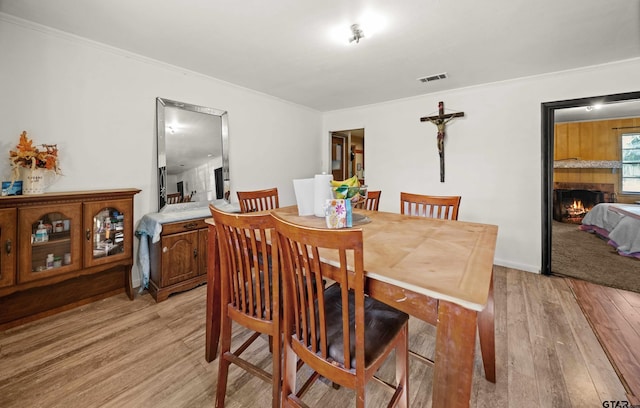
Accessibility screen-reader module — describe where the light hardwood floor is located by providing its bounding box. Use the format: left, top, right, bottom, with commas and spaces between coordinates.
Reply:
568, 278, 640, 405
0, 267, 631, 407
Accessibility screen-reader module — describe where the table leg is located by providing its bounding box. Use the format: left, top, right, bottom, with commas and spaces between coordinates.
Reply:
205, 224, 221, 362
432, 300, 478, 408
478, 271, 496, 382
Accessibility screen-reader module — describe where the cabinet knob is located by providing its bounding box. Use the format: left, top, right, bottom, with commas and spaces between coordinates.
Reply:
86, 229, 91, 241
193, 248, 198, 258
163, 246, 168, 253
5, 239, 11, 255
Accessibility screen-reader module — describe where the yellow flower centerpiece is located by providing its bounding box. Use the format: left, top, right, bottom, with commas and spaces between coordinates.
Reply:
9, 131, 62, 194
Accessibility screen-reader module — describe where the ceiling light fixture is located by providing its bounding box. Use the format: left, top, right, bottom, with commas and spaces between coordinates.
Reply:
349, 24, 364, 43
329, 11, 385, 45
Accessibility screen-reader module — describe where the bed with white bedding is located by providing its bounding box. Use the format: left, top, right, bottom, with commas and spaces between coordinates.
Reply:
580, 203, 640, 258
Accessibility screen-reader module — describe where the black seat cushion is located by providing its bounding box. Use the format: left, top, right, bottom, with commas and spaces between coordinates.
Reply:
322, 283, 409, 368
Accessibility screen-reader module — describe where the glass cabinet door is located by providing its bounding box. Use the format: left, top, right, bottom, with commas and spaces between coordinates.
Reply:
84, 199, 133, 268
18, 203, 82, 283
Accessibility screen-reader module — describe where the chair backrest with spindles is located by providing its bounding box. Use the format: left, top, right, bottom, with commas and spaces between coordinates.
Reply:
237, 188, 279, 213
356, 190, 381, 211
400, 192, 461, 220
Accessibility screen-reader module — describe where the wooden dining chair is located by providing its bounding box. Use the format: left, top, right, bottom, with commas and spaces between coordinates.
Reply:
272, 212, 409, 408
356, 190, 381, 211
399, 192, 461, 220
210, 205, 281, 408
399, 192, 461, 367
237, 188, 280, 213
166, 192, 181, 204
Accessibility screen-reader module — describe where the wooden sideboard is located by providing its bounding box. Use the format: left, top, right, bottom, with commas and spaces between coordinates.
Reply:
0, 189, 140, 329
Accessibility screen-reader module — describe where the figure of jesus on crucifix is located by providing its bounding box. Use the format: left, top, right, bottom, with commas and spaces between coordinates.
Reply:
420, 101, 465, 182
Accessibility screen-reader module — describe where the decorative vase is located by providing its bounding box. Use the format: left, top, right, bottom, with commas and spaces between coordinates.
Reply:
23, 168, 48, 195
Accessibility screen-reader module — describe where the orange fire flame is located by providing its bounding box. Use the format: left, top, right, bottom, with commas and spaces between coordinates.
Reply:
572, 199, 584, 211
566, 199, 587, 216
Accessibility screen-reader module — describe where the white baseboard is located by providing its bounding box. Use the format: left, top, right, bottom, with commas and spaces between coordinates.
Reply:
494, 258, 540, 274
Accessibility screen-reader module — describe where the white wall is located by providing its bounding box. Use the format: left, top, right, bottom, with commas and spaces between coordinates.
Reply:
3, 13, 639, 281
322, 59, 640, 273
170, 156, 223, 201
0, 16, 322, 287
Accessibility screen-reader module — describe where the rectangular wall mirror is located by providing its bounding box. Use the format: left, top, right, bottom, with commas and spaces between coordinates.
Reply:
156, 98, 229, 211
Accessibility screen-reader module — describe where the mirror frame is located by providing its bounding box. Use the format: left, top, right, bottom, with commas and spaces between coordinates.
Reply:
540, 90, 640, 275
156, 97, 230, 211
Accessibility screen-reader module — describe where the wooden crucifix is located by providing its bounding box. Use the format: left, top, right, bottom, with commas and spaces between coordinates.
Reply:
420, 101, 465, 182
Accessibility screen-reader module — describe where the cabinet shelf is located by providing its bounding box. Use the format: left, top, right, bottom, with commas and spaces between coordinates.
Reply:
32, 237, 71, 247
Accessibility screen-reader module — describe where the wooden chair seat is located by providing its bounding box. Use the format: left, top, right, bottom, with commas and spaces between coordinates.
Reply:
322, 284, 408, 368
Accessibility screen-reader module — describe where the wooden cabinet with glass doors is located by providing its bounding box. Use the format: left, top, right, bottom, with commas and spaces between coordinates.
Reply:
0, 189, 140, 329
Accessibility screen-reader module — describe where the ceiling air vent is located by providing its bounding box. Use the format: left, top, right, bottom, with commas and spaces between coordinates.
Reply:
418, 73, 448, 83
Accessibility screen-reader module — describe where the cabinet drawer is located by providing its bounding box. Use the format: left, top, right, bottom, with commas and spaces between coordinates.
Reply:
161, 218, 208, 236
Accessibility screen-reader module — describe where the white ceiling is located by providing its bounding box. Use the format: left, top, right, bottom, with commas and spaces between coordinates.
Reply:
555, 99, 640, 123
1, 0, 639, 112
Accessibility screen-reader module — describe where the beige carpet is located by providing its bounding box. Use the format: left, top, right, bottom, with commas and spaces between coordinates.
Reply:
552, 221, 640, 293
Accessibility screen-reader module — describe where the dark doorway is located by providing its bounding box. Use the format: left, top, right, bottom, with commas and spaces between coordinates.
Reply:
331, 134, 348, 181
177, 181, 184, 200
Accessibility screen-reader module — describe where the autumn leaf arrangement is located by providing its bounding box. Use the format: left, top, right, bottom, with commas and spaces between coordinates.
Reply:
9, 131, 62, 182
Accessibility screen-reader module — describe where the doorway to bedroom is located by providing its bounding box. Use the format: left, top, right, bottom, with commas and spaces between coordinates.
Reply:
542, 91, 640, 292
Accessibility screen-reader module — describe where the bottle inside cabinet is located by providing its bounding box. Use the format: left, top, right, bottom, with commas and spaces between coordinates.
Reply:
92, 208, 125, 259
30, 212, 72, 272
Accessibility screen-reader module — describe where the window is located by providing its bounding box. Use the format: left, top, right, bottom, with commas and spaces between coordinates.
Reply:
621, 133, 640, 193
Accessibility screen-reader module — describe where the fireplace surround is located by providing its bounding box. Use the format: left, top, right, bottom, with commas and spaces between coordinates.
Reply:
552, 182, 616, 223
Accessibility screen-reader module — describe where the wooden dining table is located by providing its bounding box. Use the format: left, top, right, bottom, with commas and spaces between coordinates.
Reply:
205, 205, 498, 408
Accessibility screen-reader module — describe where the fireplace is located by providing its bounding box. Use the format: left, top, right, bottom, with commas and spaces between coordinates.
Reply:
553, 183, 615, 223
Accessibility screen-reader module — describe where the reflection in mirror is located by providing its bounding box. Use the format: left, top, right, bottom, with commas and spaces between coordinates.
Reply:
156, 98, 229, 211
